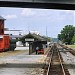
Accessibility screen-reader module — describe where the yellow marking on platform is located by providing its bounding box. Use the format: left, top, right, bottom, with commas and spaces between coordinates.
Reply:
37, 48, 49, 63
37, 55, 47, 63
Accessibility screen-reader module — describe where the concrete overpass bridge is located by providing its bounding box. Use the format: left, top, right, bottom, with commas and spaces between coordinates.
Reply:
0, 0, 74, 10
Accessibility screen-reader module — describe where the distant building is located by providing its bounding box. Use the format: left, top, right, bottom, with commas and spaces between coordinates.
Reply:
0, 16, 6, 35
9, 34, 24, 50
9, 34, 23, 40
29, 31, 40, 35
52, 38, 59, 43
16, 41, 23, 47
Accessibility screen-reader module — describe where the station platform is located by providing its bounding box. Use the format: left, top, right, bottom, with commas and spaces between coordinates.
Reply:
0, 51, 46, 75
0, 47, 49, 75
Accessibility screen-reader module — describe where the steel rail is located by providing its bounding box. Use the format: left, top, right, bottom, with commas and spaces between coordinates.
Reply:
46, 46, 67, 75
58, 49, 66, 75
46, 47, 53, 75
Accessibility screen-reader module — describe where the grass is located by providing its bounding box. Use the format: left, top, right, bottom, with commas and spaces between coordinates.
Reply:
66, 45, 75, 48
0, 50, 28, 57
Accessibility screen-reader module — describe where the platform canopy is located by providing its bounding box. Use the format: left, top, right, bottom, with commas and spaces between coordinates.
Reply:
23, 33, 47, 41
0, 16, 6, 20
21, 33, 47, 44
0, 0, 74, 10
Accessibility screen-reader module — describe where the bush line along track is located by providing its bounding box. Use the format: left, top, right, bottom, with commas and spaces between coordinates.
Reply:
44, 44, 70, 75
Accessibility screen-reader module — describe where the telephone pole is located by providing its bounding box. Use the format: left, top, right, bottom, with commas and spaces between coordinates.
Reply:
46, 25, 48, 37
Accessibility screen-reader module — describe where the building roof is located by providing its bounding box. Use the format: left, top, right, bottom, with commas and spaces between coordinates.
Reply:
0, 16, 6, 20
23, 33, 46, 41
9, 35, 23, 39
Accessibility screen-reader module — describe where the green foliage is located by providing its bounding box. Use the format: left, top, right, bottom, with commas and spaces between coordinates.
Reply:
71, 35, 75, 44
58, 25, 75, 44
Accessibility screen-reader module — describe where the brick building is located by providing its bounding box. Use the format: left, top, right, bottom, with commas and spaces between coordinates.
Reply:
0, 16, 5, 35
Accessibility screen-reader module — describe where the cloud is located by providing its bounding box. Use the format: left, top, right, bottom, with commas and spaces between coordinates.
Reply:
51, 10, 74, 22
21, 8, 35, 16
3, 14, 17, 19
45, 12, 66, 22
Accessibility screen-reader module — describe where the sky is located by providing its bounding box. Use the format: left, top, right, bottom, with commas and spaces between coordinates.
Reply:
0, 7, 74, 38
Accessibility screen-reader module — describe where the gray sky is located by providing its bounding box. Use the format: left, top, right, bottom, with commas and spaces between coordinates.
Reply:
0, 7, 74, 38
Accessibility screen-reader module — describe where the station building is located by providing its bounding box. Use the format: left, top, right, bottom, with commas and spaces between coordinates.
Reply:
21, 33, 47, 54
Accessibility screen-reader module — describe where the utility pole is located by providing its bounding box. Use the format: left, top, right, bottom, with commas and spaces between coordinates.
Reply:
46, 25, 48, 37
27, 24, 30, 34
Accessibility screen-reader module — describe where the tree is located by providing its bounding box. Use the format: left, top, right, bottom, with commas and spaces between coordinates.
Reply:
71, 35, 75, 44
58, 25, 75, 44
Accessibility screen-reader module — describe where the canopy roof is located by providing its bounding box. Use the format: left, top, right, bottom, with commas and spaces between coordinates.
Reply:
23, 33, 47, 41
0, 16, 6, 20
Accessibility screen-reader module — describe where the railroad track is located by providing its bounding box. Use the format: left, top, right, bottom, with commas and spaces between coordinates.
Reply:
45, 44, 70, 75
59, 44, 75, 56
